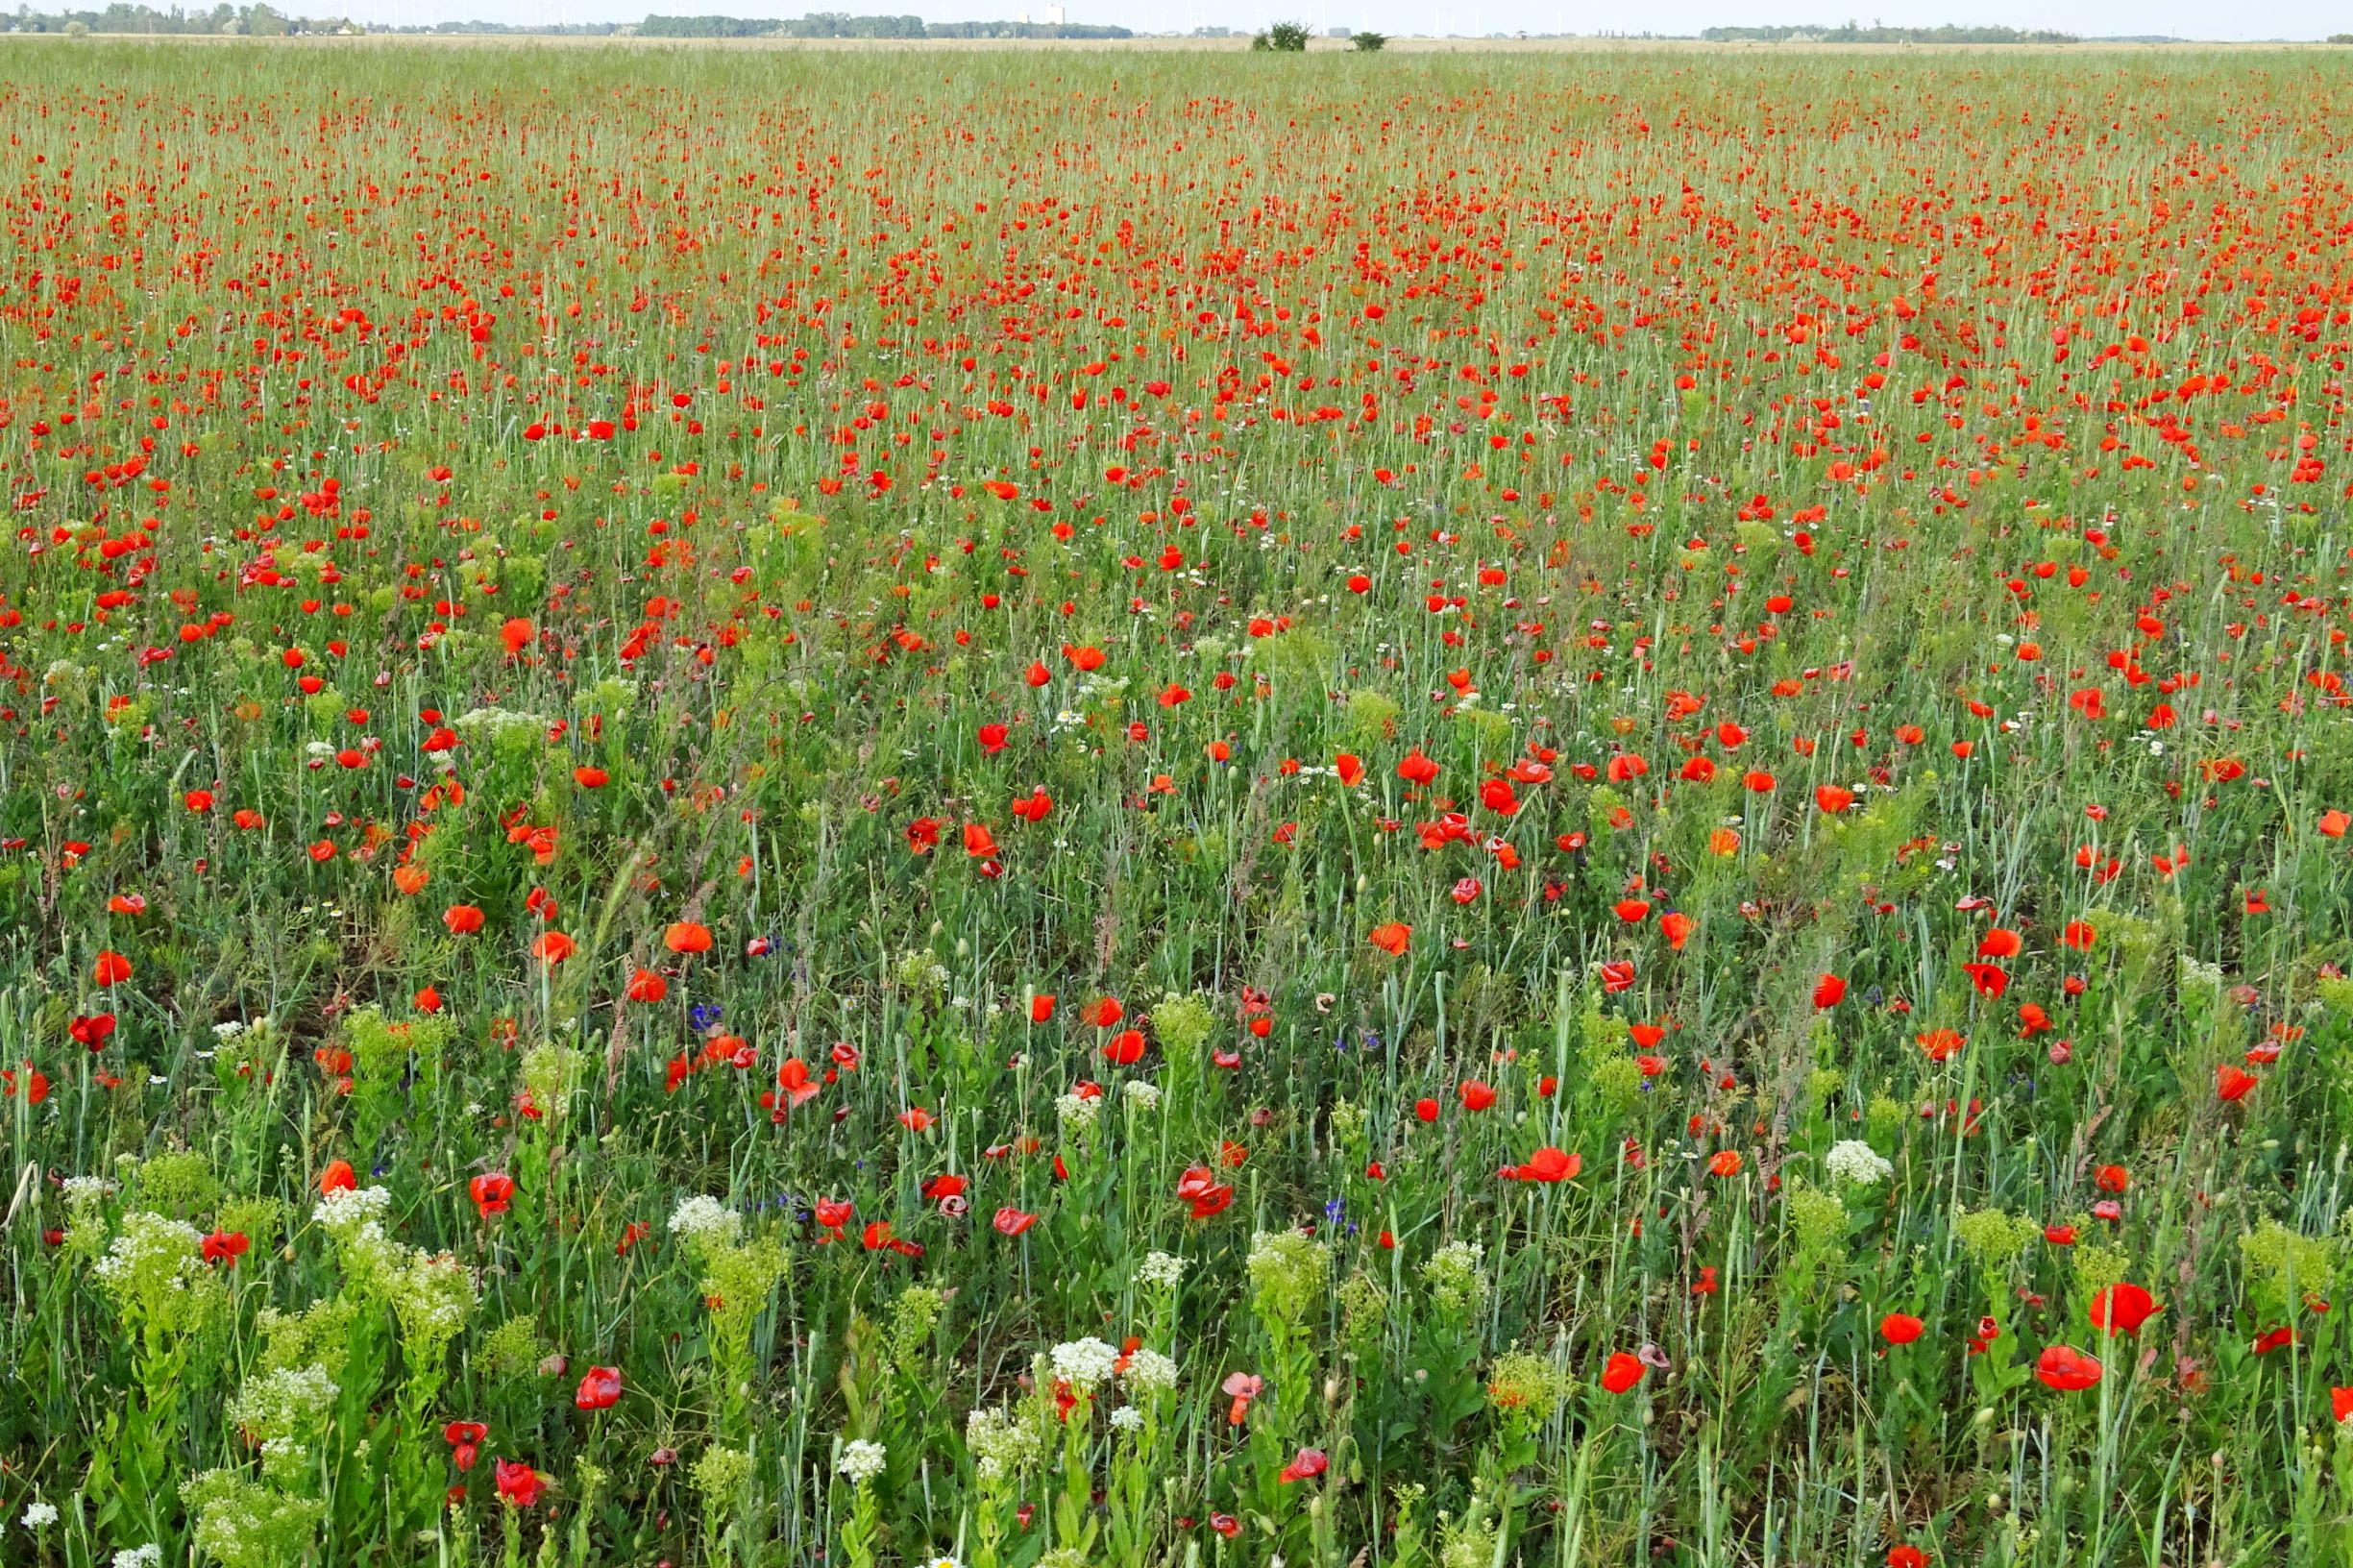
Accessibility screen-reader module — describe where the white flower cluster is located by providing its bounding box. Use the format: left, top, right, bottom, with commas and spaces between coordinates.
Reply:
965, 1406, 1039, 1480
1049, 1335, 1120, 1391
668, 1195, 744, 1247
1134, 1250, 1189, 1288
388, 1250, 478, 1348
1421, 1239, 1488, 1315
837, 1438, 888, 1485
112, 1547, 162, 1568
92, 1212, 203, 1294
311, 1185, 393, 1233
1121, 1347, 1179, 1394
231, 1364, 340, 1441
1121, 1080, 1162, 1112
1110, 1406, 1144, 1432
19, 1502, 58, 1531
1824, 1139, 1895, 1187
61, 1174, 118, 1208
1054, 1091, 1102, 1131
451, 705, 549, 739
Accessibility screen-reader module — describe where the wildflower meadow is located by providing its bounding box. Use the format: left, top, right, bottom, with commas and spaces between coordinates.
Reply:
4, 37, 2353, 1568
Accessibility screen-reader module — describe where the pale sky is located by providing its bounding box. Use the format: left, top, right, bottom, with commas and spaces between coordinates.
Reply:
352, 0, 2342, 43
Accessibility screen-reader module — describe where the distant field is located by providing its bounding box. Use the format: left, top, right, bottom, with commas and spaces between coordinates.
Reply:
3, 40, 2353, 1568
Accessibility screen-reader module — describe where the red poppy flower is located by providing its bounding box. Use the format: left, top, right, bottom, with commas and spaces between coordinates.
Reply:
91, 950, 133, 988
664, 921, 713, 954
1278, 1447, 1329, 1482
575, 1364, 623, 1410
1512, 1146, 1581, 1183
1879, 1312, 1924, 1345
1174, 1165, 1234, 1218
1367, 921, 1411, 955
2034, 1345, 2103, 1391
470, 1172, 515, 1217
993, 1207, 1038, 1236
1961, 963, 2008, 998
201, 1229, 251, 1266
775, 1058, 820, 1109
494, 1458, 544, 1508
1601, 1351, 1647, 1393
445, 1421, 488, 1471
2088, 1283, 2160, 1335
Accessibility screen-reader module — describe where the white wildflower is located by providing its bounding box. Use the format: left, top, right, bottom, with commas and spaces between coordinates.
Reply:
1824, 1139, 1895, 1187
965, 1406, 1039, 1480
1049, 1335, 1119, 1391
1121, 1079, 1163, 1112
837, 1438, 888, 1485
1135, 1250, 1189, 1288
20, 1502, 58, 1531
668, 1195, 744, 1247
1121, 1347, 1179, 1393
231, 1364, 340, 1441
311, 1186, 392, 1233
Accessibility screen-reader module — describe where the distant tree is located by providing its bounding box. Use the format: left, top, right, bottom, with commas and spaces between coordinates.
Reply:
1252, 17, 1308, 48
1351, 29, 1384, 48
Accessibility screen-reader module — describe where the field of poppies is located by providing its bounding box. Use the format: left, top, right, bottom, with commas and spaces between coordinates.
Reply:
3, 37, 2353, 1568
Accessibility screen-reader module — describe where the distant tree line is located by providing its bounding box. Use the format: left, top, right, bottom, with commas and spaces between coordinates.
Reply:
1700, 22, 2079, 42
4, 2, 356, 32
0, 4, 1132, 34
639, 12, 1132, 37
